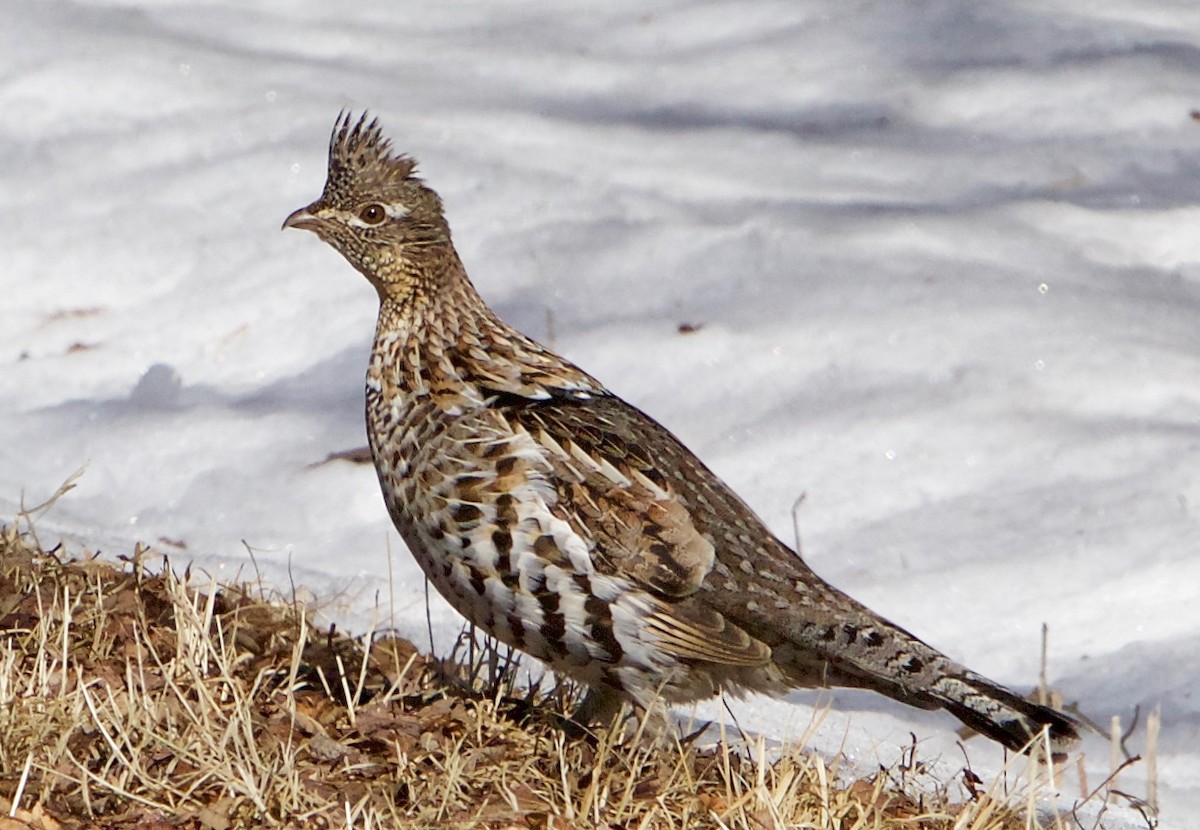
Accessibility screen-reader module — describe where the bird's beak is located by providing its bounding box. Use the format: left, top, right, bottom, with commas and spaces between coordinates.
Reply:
282, 205, 323, 232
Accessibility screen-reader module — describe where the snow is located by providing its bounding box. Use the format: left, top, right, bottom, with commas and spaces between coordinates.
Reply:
3, 0, 1198, 824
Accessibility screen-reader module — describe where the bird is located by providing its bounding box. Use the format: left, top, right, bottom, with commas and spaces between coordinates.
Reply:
283, 112, 1079, 759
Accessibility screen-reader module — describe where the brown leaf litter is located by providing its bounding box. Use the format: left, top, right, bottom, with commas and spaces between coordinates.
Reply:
0, 517, 1067, 829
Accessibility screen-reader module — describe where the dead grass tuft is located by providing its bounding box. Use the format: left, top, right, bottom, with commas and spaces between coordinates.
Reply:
1, 510, 1068, 829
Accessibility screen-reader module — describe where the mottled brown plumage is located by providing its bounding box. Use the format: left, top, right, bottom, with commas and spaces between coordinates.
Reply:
284, 112, 1080, 757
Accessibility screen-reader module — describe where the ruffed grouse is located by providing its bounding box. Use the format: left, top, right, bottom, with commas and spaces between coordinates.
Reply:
284, 112, 1079, 758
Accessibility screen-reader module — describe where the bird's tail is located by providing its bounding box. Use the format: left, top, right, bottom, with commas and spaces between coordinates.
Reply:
775, 594, 1080, 759
916, 664, 1080, 759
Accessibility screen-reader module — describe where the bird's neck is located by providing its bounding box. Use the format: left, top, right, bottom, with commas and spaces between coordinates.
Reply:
368, 246, 603, 408
373, 245, 498, 346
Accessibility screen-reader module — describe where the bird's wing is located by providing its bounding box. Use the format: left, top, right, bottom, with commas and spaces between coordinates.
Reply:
493, 391, 771, 668
498, 392, 715, 598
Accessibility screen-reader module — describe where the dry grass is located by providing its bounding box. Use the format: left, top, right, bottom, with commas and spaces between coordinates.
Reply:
0, 502, 1073, 829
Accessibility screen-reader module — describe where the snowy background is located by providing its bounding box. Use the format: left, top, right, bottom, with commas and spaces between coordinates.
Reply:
3, 0, 1198, 824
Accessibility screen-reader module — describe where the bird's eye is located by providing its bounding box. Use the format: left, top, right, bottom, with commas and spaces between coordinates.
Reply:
358, 204, 386, 225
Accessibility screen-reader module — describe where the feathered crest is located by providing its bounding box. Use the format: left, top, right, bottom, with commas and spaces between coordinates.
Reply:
327, 111, 419, 187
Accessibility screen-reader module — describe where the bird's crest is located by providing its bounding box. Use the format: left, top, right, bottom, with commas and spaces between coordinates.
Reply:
326, 111, 419, 196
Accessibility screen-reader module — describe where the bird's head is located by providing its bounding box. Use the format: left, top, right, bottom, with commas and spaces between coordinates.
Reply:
284, 112, 452, 301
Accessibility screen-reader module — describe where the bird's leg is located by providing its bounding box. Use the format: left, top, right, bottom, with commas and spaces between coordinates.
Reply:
570, 684, 625, 728
569, 685, 679, 750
